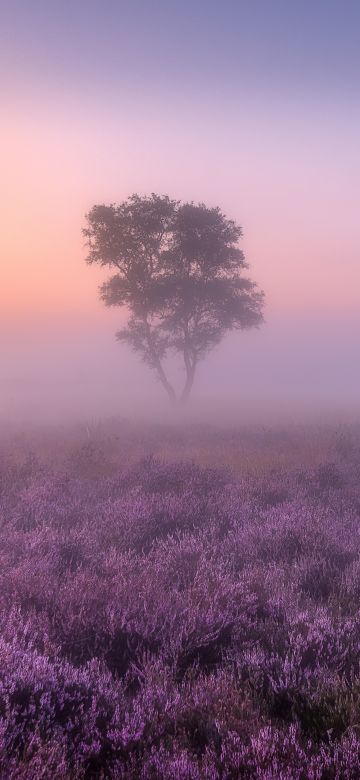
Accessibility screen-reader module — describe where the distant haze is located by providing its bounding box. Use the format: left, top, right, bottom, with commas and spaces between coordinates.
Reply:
1, 1, 359, 423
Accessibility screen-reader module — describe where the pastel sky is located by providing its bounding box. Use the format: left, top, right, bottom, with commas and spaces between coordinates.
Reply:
1, 1, 359, 419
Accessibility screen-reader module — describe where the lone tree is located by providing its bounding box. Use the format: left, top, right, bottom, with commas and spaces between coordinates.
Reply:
84, 194, 264, 403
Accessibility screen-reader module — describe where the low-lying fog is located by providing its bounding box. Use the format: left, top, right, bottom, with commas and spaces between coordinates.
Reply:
1, 313, 359, 426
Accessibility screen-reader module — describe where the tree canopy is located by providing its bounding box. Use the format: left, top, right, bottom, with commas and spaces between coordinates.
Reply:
84, 194, 264, 402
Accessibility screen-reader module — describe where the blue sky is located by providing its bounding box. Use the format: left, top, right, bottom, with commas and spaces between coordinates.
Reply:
2, 1, 360, 98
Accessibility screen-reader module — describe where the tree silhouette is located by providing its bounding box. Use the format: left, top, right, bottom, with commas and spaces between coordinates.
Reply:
84, 194, 264, 402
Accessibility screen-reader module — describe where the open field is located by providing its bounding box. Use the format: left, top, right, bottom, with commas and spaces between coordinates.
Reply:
1, 421, 360, 778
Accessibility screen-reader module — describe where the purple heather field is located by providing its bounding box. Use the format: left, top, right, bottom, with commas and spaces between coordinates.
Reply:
1, 421, 360, 779
3, 0, 360, 777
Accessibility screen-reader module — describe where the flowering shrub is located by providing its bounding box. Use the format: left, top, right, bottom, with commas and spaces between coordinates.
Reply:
1, 428, 360, 777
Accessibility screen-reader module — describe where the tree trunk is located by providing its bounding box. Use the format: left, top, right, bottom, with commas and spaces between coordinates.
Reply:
144, 319, 176, 402
155, 362, 177, 403
180, 351, 196, 403
180, 371, 195, 403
